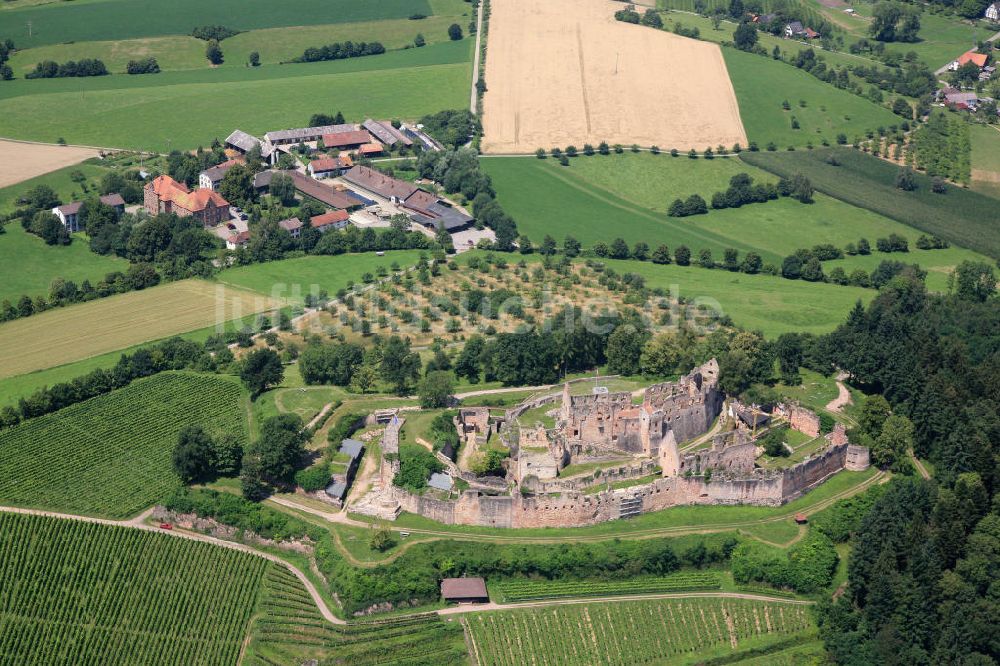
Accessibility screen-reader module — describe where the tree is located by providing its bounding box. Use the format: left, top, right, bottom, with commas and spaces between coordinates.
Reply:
675, 245, 691, 266
380, 336, 421, 394
414, 33, 426, 47
248, 51, 260, 66
651, 245, 671, 264
268, 172, 296, 206
30, 211, 70, 245
872, 414, 914, 469
455, 335, 485, 383
609, 237, 630, 259
859, 394, 892, 439
349, 361, 379, 394
953, 261, 996, 302
419, 370, 455, 408
248, 414, 306, 485
540, 235, 558, 256
781, 254, 803, 279
563, 235, 581, 257
640, 330, 685, 377
218, 164, 255, 208
641, 9, 663, 27
172, 425, 216, 484
448, 23, 463, 40
719, 331, 773, 394
632, 242, 650, 261
369, 525, 396, 552
775, 333, 803, 384
206, 39, 224, 65
734, 21, 758, 51
605, 324, 647, 376
741, 252, 762, 274
241, 348, 284, 398
895, 166, 917, 191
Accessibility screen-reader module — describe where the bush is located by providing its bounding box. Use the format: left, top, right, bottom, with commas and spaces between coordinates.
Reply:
191, 25, 240, 41
295, 463, 331, 492
126, 57, 160, 75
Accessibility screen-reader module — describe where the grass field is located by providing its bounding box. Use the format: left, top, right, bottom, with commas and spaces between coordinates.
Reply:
971, 124, 1000, 177
493, 572, 723, 602
244, 565, 468, 666
8, 2, 470, 73
742, 147, 1000, 259
0, 372, 248, 518
466, 597, 816, 665
0, 512, 269, 665
722, 47, 900, 149
603, 258, 871, 337
0, 160, 109, 212
217, 251, 426, 301
0, 0, 433, 48
0, 278, 272, 379
0, 224, 127, 303
0, 41, 471, 150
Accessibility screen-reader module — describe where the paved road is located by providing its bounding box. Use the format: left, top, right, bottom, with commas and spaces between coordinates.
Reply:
0, 504, 346, 625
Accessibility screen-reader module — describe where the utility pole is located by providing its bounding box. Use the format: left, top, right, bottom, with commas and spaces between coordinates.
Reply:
614, 52, 620, 75
27, 21, 32, 39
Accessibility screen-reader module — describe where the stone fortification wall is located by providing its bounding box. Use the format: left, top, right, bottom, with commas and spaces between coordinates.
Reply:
846, 444, 870, 471
524, 459, 658, 493
782, 404, 820, 438
677, 431, 755, 476
380, 416, 402, 485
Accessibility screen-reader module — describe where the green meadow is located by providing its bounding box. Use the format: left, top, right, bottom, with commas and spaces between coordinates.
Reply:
722, 47, 900, 149
0, 161, 109, 212
7, 0, 470, 74
217, 251, 426, 299
0, 225, 127, 304
602, 258, 872, 337
0, 0, 433, 48
0, 42, 471, 150
482, 154, 988, 282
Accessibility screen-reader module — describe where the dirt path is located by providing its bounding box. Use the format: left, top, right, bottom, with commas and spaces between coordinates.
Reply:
469, 0, 485, 113
269, 470, 885, 554
825, 372, 852, 413
437, 591, 814, 618
0, 504, 345, 625
910, 450, 931, 480
305, 402, 335, 431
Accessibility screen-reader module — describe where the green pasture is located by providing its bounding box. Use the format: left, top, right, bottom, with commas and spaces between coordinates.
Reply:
723, 47, 900, 149
9, 12, 470, 74
824, 245, 989, 292
483, 153, 983, 287
0, 42, 471, 150
602, 258, 872, 337
971, 124, 1000, 175
0, 0, 433, 48
0, 161, 109, 213
216, 251, 426, 300
0, 224, 127, 303
742, 147, 1000, 259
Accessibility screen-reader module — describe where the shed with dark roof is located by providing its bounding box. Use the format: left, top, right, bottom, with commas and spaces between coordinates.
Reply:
441, 577, 489, 603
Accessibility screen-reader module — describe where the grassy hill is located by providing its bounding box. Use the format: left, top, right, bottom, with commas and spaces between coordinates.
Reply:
0, 372, 249, 517
0, 224, 128, 304
481, 154, 991, 292
0, 512, 268, 665
742, 147, 1000, 260
0, 0, 434, 48
0, 41, 471, 150
722, 48, 901, 150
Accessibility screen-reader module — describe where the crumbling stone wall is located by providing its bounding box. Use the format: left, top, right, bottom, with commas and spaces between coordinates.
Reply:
781, 404, 820, 438
677, 431, 755, 476
846, 444, 870, 471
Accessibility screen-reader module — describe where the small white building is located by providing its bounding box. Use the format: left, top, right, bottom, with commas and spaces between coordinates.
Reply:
986, 2, 999, 21
278, 217, 303, 238
52, 194, 125, 232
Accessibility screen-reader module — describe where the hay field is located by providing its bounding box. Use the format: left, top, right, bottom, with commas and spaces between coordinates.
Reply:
481, 0, 746, 153
0, 280, 274, 379
0, 140, 99, 188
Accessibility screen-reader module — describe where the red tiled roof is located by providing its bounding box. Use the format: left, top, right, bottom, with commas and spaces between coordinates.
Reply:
150, 174, 190, 198
310, 210, 349, 228
310, 157, 345, 172
322, 130, 372, 148
958, 51, 988, 68
359, 142, 384, 155
174, 188, 230, 213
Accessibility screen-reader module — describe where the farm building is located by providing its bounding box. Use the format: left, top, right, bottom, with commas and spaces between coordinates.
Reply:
440, 577, 489, 604
363, 119, 412, 147
278, 217, 303, 237
265, 123, 356, 147
986, 2, 999, 20
289, 171, 367, 210
198, 159, 242, 191
308, 156, 353, 179
224, 129, 262, 155
144, 175, 230, 227
321, 130, 372, 150
341, 166, 473, 232
253, 170, 277, 194
310, 210, 350, 233
52, 194, 125, 232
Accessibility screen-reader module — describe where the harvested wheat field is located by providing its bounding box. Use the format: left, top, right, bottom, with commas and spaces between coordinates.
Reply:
0, 140, 101, 188
0, 279, 275, 379
481, 0, 747, 154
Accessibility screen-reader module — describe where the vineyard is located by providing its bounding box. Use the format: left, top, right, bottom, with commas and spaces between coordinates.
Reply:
494, 572, 722, 602
466, 597, 816, 666
0, 372, 249, 518
245, 566, 468, 666
0, 513, 267, 665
